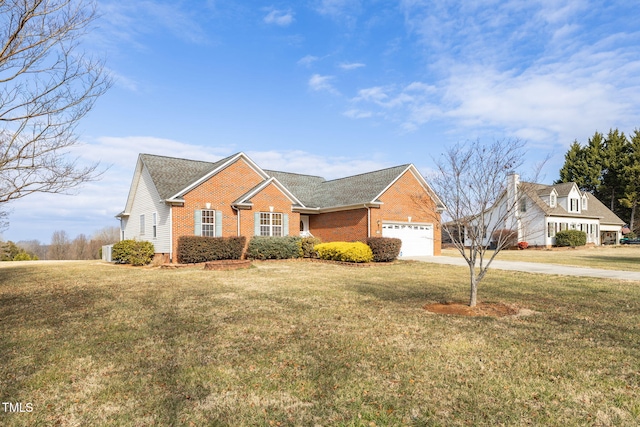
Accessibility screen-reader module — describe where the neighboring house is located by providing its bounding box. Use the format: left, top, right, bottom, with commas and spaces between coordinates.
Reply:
117, 152, 445, 262
465, 173, 625, 247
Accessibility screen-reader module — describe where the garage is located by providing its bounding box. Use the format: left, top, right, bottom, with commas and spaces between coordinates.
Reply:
382, 222, 434, 256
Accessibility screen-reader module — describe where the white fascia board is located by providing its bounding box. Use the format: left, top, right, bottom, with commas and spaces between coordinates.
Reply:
167, 152, 270, 201
294, 202, 382, 214
233, 177, 305, 207
121, 155, 145, 216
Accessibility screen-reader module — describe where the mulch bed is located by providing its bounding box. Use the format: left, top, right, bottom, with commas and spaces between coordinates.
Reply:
423, 301, 523, 317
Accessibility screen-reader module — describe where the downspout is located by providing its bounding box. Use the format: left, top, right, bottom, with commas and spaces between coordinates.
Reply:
367, 206, 371, 238
169, 205, 173, 263
232, 206, 241, 236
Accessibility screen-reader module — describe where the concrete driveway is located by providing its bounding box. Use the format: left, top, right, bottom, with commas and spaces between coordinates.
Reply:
403, 256, 640, 282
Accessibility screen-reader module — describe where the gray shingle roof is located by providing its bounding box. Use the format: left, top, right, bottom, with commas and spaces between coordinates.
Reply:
138, 153, 416, 209
265, 165, 410, 208
139, 153, 237, 200
521, 181, 624, 225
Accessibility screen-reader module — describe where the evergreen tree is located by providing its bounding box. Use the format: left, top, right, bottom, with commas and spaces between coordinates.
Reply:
556, 134, 603, 192
619, 130, 640, 233
599, 129, 630, 213
557, 128, 637, 227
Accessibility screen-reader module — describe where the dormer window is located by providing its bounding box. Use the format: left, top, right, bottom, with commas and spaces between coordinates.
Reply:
569, 198, 580, 212
550, 193, 556, 208
581, 195, 588, 211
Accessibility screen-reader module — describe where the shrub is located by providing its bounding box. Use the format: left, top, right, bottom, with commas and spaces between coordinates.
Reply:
315, 242, 374, 263
246, 236, 301, 260
177, 236, 246, 264
12, 251, 34, 261
112, 240, 155, 266
555, 230, 587, 247
300, 237, 322, 258
366, 237, 402, 262
517, 241, 529, 250
111, 240, 154, 265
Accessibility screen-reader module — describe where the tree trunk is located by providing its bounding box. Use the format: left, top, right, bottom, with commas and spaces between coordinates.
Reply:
631, 198, 637, 232
469, 267, 478, 307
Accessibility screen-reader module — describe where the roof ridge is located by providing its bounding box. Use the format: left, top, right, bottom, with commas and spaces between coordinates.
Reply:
265, 169, 326, 180
140, 152, 239, 166
322, 164, 410, 183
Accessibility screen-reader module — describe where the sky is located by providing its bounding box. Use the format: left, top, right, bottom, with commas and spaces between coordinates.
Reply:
3, 0, 640, 243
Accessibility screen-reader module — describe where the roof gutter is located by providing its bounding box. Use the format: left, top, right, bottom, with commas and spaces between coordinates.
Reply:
294, 202, 382, 214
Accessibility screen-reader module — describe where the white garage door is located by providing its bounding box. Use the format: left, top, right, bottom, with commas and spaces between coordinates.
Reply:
382, 223, 434, 256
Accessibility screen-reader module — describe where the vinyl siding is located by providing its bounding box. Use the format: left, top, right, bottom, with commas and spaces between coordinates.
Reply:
122, 164, 171, 253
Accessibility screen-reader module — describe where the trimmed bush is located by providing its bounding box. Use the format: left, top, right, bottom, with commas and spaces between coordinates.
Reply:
246, 236, 301, 260
177, 236, 245, 264
300, 237, 322, 258
366, 237, 402, 262
112, 240, 155, 266
315, 242, 374, 263
555, 230, 587, 247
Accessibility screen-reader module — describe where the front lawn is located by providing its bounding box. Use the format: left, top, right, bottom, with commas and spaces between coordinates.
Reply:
1, 260, 639, 426
442, 245, 640, 272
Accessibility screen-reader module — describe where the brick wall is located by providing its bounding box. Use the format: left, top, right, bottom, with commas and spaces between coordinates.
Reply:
309, 208, 368, 242
375, 169, 442, 255
170, 159, 298, 261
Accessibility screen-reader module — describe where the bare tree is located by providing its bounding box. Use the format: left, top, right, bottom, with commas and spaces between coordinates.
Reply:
430, 139, 541, 307
0, 0, 111, 211
92, 225, 120, 244
48, 229, 70, 259
71, 232, 90, 259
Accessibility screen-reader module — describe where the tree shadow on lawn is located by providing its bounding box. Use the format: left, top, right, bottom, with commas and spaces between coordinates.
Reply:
0, 280, 110, 405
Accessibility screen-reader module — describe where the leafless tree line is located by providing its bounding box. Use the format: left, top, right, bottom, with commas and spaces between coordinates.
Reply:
2, 225, 119, 260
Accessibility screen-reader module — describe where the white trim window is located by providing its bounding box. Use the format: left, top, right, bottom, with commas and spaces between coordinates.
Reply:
201, 209, 216, 237
550, 193, 557, 208
139, 214, 145, 236
260, 212, 283, 236
569, 198, 580, 212
152, 212, 157, 238
581, 195, 588, 210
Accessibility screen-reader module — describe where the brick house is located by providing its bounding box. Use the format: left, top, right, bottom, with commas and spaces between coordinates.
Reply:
117, 152, 445, 262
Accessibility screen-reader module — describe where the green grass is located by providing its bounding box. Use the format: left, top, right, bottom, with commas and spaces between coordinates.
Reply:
442, 245, 640, 272
1, 260, 639, 426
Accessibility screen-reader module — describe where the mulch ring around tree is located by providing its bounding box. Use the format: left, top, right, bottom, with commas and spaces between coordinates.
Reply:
423, 301, 537, 318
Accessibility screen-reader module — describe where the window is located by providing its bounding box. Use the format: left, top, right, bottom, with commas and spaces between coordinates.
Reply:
550, 193, 556, 208
582, 195, 588, 210
201, 209, 215, 237
152, 213, 157, 238
260, 212, 283, 236
519, 198, 527, 212
570, 198, 579, 212
139, 214, 145, 235
548, 222, 556, 238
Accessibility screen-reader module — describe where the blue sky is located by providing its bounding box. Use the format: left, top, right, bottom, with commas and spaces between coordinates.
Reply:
3, 0, 640, 243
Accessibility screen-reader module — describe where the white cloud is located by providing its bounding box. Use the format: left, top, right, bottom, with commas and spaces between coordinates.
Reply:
298, 55, 320, 67
247, 150, 389, 179
308, 74, 339, 94
339, 62, 365, 70
314, 0, 361, 19
343, 109, 373, 119
264, 9, 294, 26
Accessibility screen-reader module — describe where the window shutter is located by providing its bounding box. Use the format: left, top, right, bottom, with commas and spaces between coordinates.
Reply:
194, 210, 202, 236
283, 214, 289, 236
254, 212, 260, 236
215, 210, 223, 237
